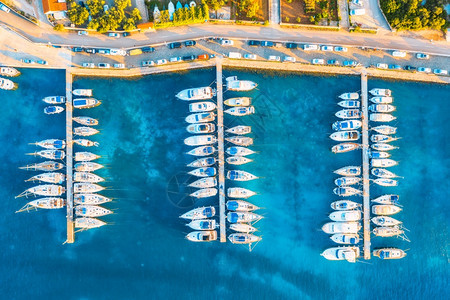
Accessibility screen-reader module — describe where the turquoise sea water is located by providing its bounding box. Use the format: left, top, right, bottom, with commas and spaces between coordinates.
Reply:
0, 68, 448, 299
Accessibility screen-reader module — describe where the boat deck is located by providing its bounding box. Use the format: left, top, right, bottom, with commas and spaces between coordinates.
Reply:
216, 57, 226, 243
66, 70, 75, 244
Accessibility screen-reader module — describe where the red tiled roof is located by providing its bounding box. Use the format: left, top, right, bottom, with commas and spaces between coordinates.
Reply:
42, 0, 67, 14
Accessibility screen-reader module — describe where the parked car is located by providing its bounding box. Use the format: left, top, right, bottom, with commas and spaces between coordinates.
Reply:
113, 63, 125, 68
142, 60, 155, 67
285, 43, 298, 49
0, 3, 11, 13
21, 59, 35, 64
243, 54, 257, 60
334, 46, 348, 52
283, 56, 296, 62
197, 54, 209, 60
376, 63, 388, 69
123, 32, 131, 37
78, 30, 88, 36
388, 64, 402, 70
110, 49, 127, 56
268, 55, 281, 61
97, 49, 110, 55
350, 9, 365, 15
184, 40, 196, 47
168, 42, 182, 49
327, 59, 340, 66
416, 53, 430, 59
182, 55, 196, 61
98, 63, 110, 68
156, 59, 168, 65
261, 41, 274, 47
36, 60, 48, 65
303, 44, 319, 51
141, 47, 155, 53
220, 39, 234, 46
72, 47, 84, 52
392, 50, 407, 57
404, 65, 416, 71
433, 69, 447, 75
248, 40, 261, 46
312, 59, 325, 65
321, 45, 334, 51
170, 57, 182, 62
108, 32, 120, 38
417, 67, 431, 73
343, 60, 359, 67
82, 63, 95, 68
351, 0, 363, 6
228, 52, 242, 59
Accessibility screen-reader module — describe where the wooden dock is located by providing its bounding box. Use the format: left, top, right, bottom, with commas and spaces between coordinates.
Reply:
361, 70, 371, 259
65, 70, 74, 244
216, 56, 226, 243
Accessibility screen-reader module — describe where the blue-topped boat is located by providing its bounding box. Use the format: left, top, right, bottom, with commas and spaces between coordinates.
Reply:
226, 200, 260, 211
373, 248, 406, 260
73, 98, 101, 109
44, 106, 64, 114
43, 96, 65, 104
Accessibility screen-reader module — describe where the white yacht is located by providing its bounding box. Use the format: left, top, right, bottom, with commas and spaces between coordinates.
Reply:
334, 176, 361, 186
229, 224, 257, 233
227, 187, 256, 198
226, 156, 253, 165
74, 162, 104, 172
330, 130, 360, 142
335, 109, 361, 119
16, 184, 65, 198
372, 204, 402, 215
371, 168, 398, 178
369, 88, 391, 96
371, 158, 398, 168
371, 194, 399, 205
321, 246, 360, 263
371, 125, 397, 135
74, 126, 99, 136
75, 217, 106, 229
73, 116, 98, 126
19, 161, 64, 172
27, 149, 65, 160
73, 183, 105, 193
225, 106, 255, 116
188, 177, 217, 188
373, 226, 403, 237
227, 170, 258, 181
74, 172, 104, 183
370, 113, 396, 122
74, 151, 100, 161
188, 167, 216, 177
225, 136, 253, 146
186, 146, 216, 156
25, 172, 65, 184
371, 216, 401, 226
334, 166, 361, 176
190, 188, 218, 198
43, 96, 66, 104
185, 112, 215, 123
73, 89, 93, 97
330, 200, 360, 210
224, 97, 251, 106
331, 143, 360, 153
228, 233, 261, 244
186, 230, 217, 242
373, 248, 406, 260
187, 157, 216, 168
184, 135, 217, 146
370, 96, 393, 104
75, 205, 112, 217
226, 200, 260, 211
187, 123, 215, 134
176, 87, 215, 101
32, 139, 66, 149
18, 197, 65, 211
369, 104, 396, 113
337, 100, 360, 108
44, 106, 64, 115
227, 211, 263, 223
73, 98, 101, 109
0, 77, 16, 90
226, 125, 252, 135
374, 178, 398, 187
187, 219, 216, 230
321, 222, 361, 234
371, 143, 398, 151
0, 67, 20, 77
332, 120, 362, 131
338, 92, 359, 100
329, 210, 362, 222
330, 234, 360, 244
73, 139, 99, 147
74, 193, 112, 205
226, 146, 255, 156
369, 151, 390, 159
189, 101, 216, 112
333, 187, 362, 197
180, 206, 215, 220
226, 76, 257, 91
370, 134, 399, 143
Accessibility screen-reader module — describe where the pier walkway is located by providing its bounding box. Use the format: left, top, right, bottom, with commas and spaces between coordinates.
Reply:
65, 69, 74, 244
216, 57, 226, 243
361, 70, 371, 259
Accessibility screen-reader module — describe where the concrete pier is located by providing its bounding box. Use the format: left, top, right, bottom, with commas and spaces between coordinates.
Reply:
65, 69, 75, 244
361, 70, 371, 259
216, 56, 226, 243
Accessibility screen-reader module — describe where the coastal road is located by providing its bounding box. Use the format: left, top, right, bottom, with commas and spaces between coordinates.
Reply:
0, 10, 449, 56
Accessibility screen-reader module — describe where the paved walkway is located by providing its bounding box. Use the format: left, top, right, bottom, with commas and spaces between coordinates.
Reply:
338, 0, 349, 29
269, 0, 280, 25
349, 0, 391, 31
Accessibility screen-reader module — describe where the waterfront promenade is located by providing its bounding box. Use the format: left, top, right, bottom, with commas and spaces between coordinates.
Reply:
65, 69, 74, 244
216, 57, 226, 243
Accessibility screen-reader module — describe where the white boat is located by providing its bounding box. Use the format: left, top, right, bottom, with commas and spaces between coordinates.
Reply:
338, 100, 360, 108
18, 197, 65, 211
322, 222, 361, 234
228, 233, 261, 244
372, 204, 402, 215
321, 247, 360, 263
32, 139, 66, 150
335, 109, 361, 119
330, 234, 360, 244
331, 143, 360, 153
186, 230, 217, 242
43, 96, 66, 104
75, 217, 106, 229
226, 146, 255, 156
334, 166, 361, 176
330, 200, 360, 210
226, 200, 260, 211
0, 77, 16, 90
332, 120, 362, 131
334, 176, 361, 186
187, 123, 215, 134
338, 92, 359, 100
370, 113, 396, 122
189, 101, 216, 112
74, 151, 100, 161
370, 96, 393, 104
74, 162, 104, 172
226, 77, 257, 91
371, 159, 398, 168
74, 126, 99, 136
330, 130, 360, 142
371, 143, 398, 151
0, 67, 20, 77
373, 248, 407, 260
73, 89, 93, 97
371, 194, 399, 205
225, 106, 255, 116
227, 170, 258, 181
176, 87, 214, 101
371, 216, 401, 226
74, 172, 104, 183
184, 135, 216, 146
190, 188, 218, 198
333, 187, 362, 197
368, 151, 390, 159
44, 106, 64, 115
19, 161, 64, 171
226, 156, 253, 165
226, 125, 252, 135
371, 134, 399, 143
73, 98, 101, 109
372, 125, 397, 135
374, 178, 398, 187
16, 184, 65, 198
187, 157, 216, 168
229, 223, 257, 233
370, 88, 391, 96
227, 187, 256, 198
74, 183, 105, 193
227, 212, 262, 223
185, 112, 215, 123
75, 205, 112, 217
225, 136, 253, 146
369, 104, 395, 113
73, 139, 99, 147
188, 177, 217, 188
73, 116, 98, 126
27, 149, 65, 160
187, 146, 216, 156
373, 226, 403, 237
187, 219, 216, 230
224, 97, 251, 106
25, 172, 65, 184
180, 206, 215, 220
188, 167, 216, 177
329, 210, 361, 222
74, 193, 112, 205
371, 168, 398, 178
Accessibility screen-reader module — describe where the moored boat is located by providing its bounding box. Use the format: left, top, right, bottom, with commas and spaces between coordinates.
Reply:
371, 216, 401, 226
370, 96, 393, 104
0, 67, 20, 77
187, 219, 216, 230
368, 151, 390, 159
370, 113, 396, 122
369, 104, 395, 113
187, 157, 216, 168
73, 183, 105, 193
188, 177, 217, 188
27, 149, 65, 160
188, 167, 216, 177
226, 200, 260, 211
228, 233, 261, 244
229, 223, 257, 233
73, 98, 101, 109
369, 88, 391, 96
74, 193, 112, 205
329, 210, 361, 222
227, 170, 258, 181
73, 89, 93, 97
374, 178, 398, 187
335, 109, 361, 119
338, 92, 359, 100
74, 162, 104, 172
224, 97, 251, 106
330, 130, 360, 142
373, 248, 407, 260
75, 217, 106, 229
184, 135, 217, 146
332, 143, 360, 153
226, 146, 255, 156
16, 184, 65, 198
176, 87, 214, 101
371, 158, 398, 168
32, 139, 66, 150
373, 225, 403, 237
371, 134, 399, 143
227, 187, 256, 198
322, 222, 361, 234
321, 246, 360, 262
19, 197, 65, 211
74, 126, 99, 136
186, 146, 216, 156
227, 212, 263, 223
186, 230, 217, 242
185, 112, 215, 123
74, 172, 104, 183
371, 143, 398, 151
225, 106, 255, 116
226, 156, 253, 165
0, 77, 16, 90
226, 77, 257, 91
330, 200, 360, 210
189, 101, 216, 112
19, 161, 64, 171
371, 194, 399, 205
186, 123, 215, 134
226, 125, 251, 135
337, 100, 360, 108
372, 204, 402, 215
333, 187, 362, 197
25, 172, 65, 184
371, 125, 397, 135
180, 206, 215, 220
330, 234, 360, 245
43, 96, 65, 104
225, 136, 253, 146
44, 106, 64, 115
74, 151, 100, 162
334, 166, 361, 176
371, 168, 398, 178
75, 205, 112, 217
332, 120, 362, 131
190, 188, 218, 198
73, 139, 99, 147
73, 116, 98, 126
334, 176, 361, 186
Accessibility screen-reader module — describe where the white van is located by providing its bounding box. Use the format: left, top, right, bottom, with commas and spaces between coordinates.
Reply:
350, 9, 365, 16
228, 52, 242, 59
304, 44, 319, 51
392, 51, 407, 58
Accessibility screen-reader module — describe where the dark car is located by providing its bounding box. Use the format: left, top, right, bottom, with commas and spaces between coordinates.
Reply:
168, 42, 182, 49
285, 43, 298, 49
184, 40, 196, 47
388, 64, 402, 70
327, 59, 340, 66
261, 41, 274, 47
404, 65, 416, 71
72, 47, 84, 52
248, 40, 260, 46
182, 55, 196, 61
141, 46, 155, 53
123, 32, 131, 37
84, 48, 96, 54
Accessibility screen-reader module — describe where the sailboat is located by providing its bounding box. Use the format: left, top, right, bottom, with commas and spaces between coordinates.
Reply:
180, 206, 215, 220
188, 177, 217, 188
74, 194, 112, 205
224, 97, 251, 106
25, 172, 65, 184
16, 184, 65, 197
73, 116, 98, 126
228, 233, 261, 244
187, 157, 216, 168
75, 217, 106, 229
226, 125, 251, 135
190, 188, 218, 198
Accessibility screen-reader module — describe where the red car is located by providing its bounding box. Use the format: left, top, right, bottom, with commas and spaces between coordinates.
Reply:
197, 54, 209, 60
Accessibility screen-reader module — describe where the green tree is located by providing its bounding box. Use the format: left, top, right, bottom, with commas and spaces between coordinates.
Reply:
131, 8, 142, 22
87, 0, 105, 17
201, 1, 210, 20
205, 0, 225, 11
87, 18, 100, 30
67, 2, 90, 25
114, 0, 131, 11
122, 17, 136, 30
238, 0, 259, 18
53, 24, 65, 31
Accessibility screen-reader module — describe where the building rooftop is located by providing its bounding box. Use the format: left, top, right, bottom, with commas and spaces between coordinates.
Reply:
42, 0, 67, 14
